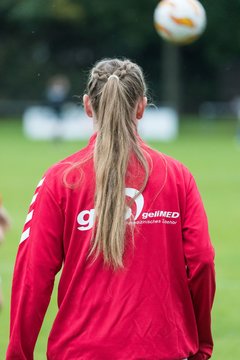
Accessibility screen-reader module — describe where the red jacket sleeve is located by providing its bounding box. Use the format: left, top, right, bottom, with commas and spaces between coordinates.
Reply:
182, 172, 216, 360
6, 177, 64, 359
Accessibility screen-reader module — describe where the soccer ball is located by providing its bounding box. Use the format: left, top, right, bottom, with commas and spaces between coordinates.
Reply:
154, 0, 207, 45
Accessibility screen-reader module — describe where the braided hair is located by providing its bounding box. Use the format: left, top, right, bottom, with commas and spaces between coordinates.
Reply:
86, 58, 149, 269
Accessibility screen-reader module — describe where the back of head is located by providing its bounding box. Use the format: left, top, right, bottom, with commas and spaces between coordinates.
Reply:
87, 58, 149, 269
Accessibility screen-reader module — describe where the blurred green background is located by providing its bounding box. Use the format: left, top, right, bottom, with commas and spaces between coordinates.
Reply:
1, 0, 240, 359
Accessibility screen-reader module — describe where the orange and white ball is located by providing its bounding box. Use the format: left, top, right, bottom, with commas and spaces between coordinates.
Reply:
154, 0, 207, 45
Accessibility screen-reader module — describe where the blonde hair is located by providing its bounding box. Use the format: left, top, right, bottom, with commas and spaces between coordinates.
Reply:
86, 58, 149, 269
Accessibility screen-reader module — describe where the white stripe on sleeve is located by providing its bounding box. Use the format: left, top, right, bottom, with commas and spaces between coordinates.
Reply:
25, 210, 34, 224
20, 227, 30, 244
30, 193, 38, 205
37, 177, 45, 188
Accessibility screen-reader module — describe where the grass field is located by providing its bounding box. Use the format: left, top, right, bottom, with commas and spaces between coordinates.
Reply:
0, 117, 240, 359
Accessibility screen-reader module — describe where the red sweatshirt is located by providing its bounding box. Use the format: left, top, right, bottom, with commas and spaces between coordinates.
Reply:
6, 134, 215, 360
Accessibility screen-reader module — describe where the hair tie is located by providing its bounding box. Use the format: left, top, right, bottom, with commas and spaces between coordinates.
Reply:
108, 74, 119, 81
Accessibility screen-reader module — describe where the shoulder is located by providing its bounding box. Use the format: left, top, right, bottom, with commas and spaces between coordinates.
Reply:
40, 139, 95, 193
144, 144, 193, 188
46, 149, 87, 179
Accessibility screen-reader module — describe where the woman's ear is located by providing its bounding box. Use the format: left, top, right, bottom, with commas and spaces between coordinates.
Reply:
136, 96, 147, 120
83, 94, 93, 118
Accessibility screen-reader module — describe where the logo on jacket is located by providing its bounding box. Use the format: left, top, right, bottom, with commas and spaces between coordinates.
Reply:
77, 188, 144, 231
77, 187, 179, 231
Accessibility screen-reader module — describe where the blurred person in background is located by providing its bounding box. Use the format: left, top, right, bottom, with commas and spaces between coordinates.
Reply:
46, 74, 71, 117
46, 75, 71, 139
7, 59, 215, 360
0, 195, 11, 310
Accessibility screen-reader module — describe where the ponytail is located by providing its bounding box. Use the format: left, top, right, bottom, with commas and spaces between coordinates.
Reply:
87, 59, 149, 268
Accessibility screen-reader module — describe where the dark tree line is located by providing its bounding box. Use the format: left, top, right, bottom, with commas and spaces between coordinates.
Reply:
0, 0, 240, 112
